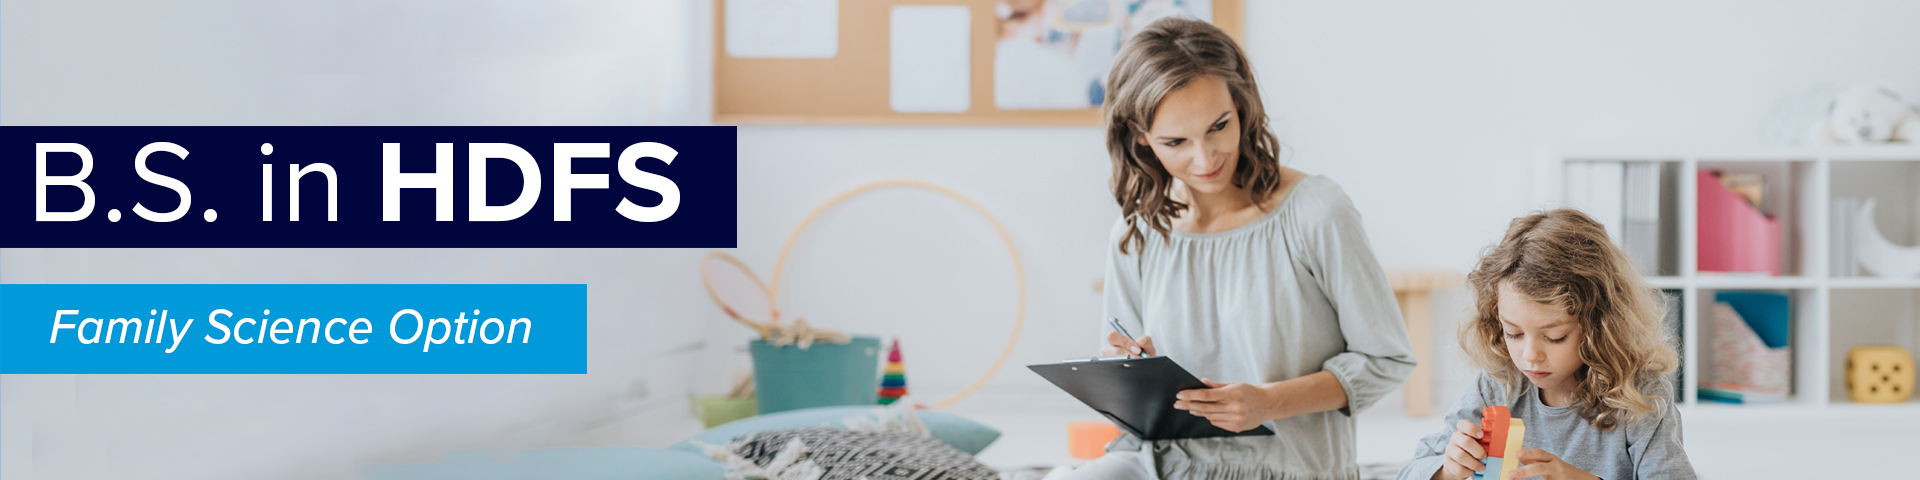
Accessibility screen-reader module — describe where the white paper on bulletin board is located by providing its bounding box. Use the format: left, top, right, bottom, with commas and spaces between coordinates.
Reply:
889, 5, 971, 113
726, 0, 839, 58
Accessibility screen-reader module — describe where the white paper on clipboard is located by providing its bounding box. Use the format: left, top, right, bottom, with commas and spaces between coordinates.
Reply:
725, 0, 838, 58
889, 5, 971, 113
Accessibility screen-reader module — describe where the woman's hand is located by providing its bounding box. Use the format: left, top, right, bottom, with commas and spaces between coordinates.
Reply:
1172, 379, 1276, 432
1101, 330, 1156, 357
1434, 419, 1485, 480
1505, 449, 1598, 480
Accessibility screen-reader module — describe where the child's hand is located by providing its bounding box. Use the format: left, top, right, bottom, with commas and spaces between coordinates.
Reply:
1172, 379, 1273, 432
1435, 419, 1486, 480
1505, 449, 1598, 480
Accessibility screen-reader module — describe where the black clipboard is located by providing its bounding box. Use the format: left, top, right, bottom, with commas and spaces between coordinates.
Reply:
1028, 356, 1275, 440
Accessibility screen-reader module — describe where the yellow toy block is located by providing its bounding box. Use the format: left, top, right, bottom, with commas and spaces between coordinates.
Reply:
1499, 419, 1526, 480
1847, 346, 1915, 403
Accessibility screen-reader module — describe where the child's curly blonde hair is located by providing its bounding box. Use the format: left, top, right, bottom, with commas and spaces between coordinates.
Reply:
1463, 209, 1679, 430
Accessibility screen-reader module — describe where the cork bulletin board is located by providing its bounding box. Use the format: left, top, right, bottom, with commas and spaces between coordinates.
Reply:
713, 0, 1244, 125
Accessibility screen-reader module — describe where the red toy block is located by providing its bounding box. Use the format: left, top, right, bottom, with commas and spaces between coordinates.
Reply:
1480, 406, 1510, 458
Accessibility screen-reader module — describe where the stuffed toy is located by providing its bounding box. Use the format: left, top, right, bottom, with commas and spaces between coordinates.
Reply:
1813, 80, 1920, 144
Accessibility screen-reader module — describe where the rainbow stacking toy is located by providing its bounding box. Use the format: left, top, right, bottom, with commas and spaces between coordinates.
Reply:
877, 339, 908, 405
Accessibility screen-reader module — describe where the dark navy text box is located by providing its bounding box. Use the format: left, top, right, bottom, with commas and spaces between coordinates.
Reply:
1, 126, 736, 247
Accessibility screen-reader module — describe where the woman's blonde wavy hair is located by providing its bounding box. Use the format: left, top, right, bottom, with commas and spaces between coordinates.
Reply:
1464, 209, 1679, 430
1104, 17, 1283, 254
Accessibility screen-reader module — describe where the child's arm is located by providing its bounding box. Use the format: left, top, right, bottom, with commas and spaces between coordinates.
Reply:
1397, 375, 1498, 480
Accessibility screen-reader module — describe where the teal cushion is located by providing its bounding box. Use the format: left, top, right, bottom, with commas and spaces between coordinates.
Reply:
669, 405, 1000, 456
360, 447, 723, 480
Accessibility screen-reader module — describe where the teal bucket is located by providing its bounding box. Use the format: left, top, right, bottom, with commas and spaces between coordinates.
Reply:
749, 336, 881, 414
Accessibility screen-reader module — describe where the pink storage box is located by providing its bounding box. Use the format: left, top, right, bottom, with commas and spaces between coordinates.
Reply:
1697, 170, 1781, 275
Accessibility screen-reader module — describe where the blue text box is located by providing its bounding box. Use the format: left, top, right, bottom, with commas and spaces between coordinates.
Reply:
0, 284, 587, 374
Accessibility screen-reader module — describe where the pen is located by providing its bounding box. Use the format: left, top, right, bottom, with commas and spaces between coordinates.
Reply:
1108, 318, 1147, 358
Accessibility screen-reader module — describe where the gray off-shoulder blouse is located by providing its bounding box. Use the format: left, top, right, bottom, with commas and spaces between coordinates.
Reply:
1104, 175, 1418, 480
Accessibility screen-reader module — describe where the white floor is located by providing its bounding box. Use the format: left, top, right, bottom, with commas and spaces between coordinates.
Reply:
947, 389, 1920, 479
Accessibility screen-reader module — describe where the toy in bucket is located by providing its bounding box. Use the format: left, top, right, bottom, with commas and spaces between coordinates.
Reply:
700, 251, 852, 346
702, 251, 875, 414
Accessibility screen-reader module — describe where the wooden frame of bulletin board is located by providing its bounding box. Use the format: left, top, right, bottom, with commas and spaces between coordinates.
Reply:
714, 0, 1244, 125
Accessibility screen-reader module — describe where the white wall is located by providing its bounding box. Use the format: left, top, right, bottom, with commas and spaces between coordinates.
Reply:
0, 0, 702, 126
2, 2, 715, 480
5, 1, 1920, 479
717, 0, 1920, 402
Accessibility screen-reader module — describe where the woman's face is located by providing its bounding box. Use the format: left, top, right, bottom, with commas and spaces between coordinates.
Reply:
1137, 75, 1242, 195
1497, 282, 1588, 399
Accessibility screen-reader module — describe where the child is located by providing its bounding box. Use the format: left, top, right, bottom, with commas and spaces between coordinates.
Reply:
1400, 209, 1696, 480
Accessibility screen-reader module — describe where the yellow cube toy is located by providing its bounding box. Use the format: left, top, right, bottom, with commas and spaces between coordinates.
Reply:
1846, 346, 1915, 403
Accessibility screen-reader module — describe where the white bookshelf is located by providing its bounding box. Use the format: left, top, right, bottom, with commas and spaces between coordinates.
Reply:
1536, 146, 1920, 408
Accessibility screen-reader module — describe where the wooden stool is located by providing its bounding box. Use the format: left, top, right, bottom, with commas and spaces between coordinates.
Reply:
1388, 270, 1464, 418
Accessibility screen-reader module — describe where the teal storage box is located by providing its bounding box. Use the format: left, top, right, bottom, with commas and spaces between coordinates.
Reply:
1716, 291, 1790, 348
749, 336, 881, 414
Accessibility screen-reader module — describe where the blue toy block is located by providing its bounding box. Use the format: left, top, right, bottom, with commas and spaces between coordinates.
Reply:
1475, 457, 1505, 479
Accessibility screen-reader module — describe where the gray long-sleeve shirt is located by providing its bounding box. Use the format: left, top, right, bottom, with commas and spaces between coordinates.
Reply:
1396, 374, 1697, 480
1104, 175, 1418, 480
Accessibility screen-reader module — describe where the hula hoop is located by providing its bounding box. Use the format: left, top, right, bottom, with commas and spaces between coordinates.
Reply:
769, 179, 1026, 410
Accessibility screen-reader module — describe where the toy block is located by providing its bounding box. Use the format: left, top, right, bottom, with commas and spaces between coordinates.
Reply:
1499, 419, 1526, 480
1846, 346, 1915, 403
1473, 407, 1526, 479
1480, 406, 1510, 454
1477, 457, 1503, 479
1066, 421, 1124, 460
1473, 406, 1512, 478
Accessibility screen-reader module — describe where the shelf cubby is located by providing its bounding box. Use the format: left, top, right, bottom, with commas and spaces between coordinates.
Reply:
1827, 288, 1920, 406
1539, 146, 1920, 408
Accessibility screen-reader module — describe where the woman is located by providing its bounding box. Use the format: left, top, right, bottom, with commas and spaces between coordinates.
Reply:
1068, 18, 1417, 480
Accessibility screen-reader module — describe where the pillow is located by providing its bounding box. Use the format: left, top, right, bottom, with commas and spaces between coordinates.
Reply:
711, 427, 998, 480
669, 405, 1000, 456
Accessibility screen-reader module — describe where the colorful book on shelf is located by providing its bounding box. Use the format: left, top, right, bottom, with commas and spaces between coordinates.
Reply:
1831, 197, 1863, 277
1566, 161, 1626, 247
1696, 170, 1781, 275
1622, 162, 1662, 275
1591, 161, 1625, 247
1661, 290, 1685, 401
1565, 161, 1592, 215
1698, 381, 1786, 404
1566, 161, 1670, 275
